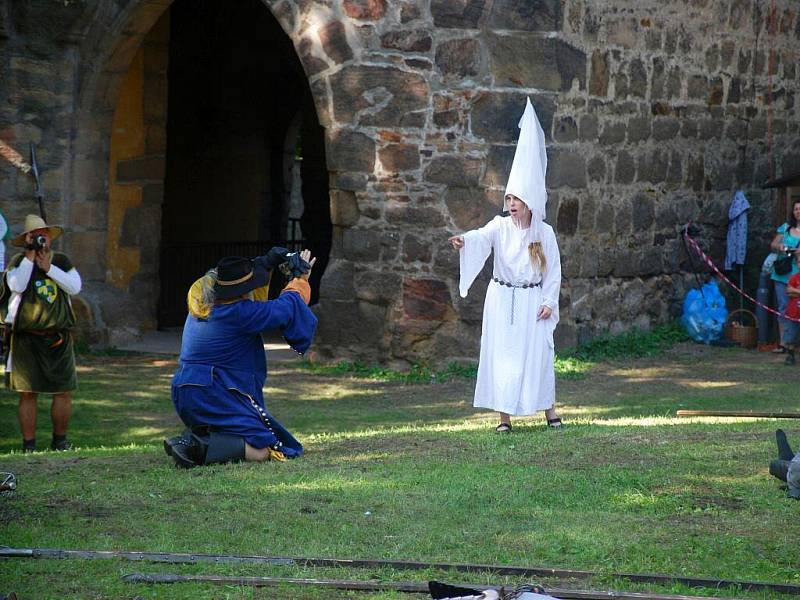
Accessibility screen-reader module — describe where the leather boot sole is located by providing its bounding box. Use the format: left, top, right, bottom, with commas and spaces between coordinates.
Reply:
171, 444, 199, 469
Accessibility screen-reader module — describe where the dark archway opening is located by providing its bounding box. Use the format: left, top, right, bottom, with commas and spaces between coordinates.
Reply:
158, 0, 330, 327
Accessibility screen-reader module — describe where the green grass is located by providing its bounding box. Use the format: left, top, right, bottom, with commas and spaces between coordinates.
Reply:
299, 324, 689, 384
564, 322, 691, 361
0, 337, 798, 599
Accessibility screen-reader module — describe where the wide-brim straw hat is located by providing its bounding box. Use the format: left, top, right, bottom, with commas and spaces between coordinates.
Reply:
11, 214, 63, 247
212, 256, 269, 300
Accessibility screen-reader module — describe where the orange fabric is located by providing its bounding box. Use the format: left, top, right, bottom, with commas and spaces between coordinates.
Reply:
267, 447, 287, 461
281, 278, 311, 305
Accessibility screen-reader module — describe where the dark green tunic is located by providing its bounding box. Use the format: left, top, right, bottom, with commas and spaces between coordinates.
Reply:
4, 252, 78, 393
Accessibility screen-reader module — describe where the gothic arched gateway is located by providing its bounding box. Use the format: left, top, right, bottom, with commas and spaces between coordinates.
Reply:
70, 0, 332, 343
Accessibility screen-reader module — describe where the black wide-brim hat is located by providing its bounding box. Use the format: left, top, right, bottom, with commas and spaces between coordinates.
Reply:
213, 256, 269, 301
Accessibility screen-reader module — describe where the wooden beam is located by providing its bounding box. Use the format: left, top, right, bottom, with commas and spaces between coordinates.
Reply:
677, 410, 800, 419
122, 572, 743, 600
4, 547, 799, 595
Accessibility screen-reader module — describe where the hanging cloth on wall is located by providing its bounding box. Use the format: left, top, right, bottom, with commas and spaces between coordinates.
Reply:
724, 190, 750, 271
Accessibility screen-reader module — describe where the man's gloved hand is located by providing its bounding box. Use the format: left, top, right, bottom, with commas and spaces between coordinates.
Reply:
279, 252, 312, 279
254, 247, 290, 271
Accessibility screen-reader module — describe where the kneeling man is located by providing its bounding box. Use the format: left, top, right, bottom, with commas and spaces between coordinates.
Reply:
165, 249, 317, 468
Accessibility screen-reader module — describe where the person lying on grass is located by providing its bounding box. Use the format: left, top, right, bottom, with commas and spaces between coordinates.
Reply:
770, 429, 800, 500
164, 250, 317, 468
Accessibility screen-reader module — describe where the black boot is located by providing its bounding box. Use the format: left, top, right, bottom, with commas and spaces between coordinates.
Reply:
204, 432, 246, 465
163, 430, 192, 457
22, 438, 36, 454
770, 459, 790, 482
776, 429, 795, 461
172, 431, 245, 469
50, 435, 71, 451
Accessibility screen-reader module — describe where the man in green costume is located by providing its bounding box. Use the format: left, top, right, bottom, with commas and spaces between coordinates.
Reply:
3, 215, 82, 452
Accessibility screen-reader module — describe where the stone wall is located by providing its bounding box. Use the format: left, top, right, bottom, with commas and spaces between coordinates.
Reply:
282, 0, 800, 363
0, 0, 798, 364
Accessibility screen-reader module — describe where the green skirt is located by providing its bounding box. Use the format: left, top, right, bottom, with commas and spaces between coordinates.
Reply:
8, 331, 77, 393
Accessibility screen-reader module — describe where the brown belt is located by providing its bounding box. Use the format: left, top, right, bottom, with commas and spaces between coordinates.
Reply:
22, 329, 63, 336
20, 329, 66, 349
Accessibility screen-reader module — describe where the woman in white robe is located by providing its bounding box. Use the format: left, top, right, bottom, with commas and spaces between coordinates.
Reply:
449, 97, 562, 432
449, 195, 562, 431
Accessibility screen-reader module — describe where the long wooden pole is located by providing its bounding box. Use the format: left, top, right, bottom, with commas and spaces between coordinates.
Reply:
122, 572, 740, 600
3, 547, 799, 595
677, 410, 800, 419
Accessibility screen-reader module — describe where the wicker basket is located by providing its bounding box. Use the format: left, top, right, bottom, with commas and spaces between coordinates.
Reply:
724, 309, 757, 349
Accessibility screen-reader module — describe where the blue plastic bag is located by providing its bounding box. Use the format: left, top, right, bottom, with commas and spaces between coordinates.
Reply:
681, 281, 728, 343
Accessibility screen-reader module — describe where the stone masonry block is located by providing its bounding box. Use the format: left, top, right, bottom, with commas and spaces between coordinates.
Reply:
435, 38, 483, 78
471, 92, 554, 143
431, 0, 486, 28
355, 271, 401, 305
326, 128, 376, 173
445, 186, 499, 231
589, 50, 609, 96
615, 150, 635, 184
487, 33, 585, 91
379, 143, 420, 172
385, 204, 445, 228
380, 29, 432, 53
320, 20, 353, 65
556, 196, 579, 235
330, 189, 360, 226
482, 145, 515, 188
546, 149, 587, 189
424, 155, 483, 186
330, 65, 429, 127
487, 0, 561, 31
319, 258, 355, 300
403, 278, 451, 320
402, 234, 432, 263
65, 231, 105, 281
553, 116, 578, 142
342, 0, 386, 20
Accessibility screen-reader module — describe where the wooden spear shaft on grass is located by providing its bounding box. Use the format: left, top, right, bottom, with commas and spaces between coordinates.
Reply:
677, 410, 800, 418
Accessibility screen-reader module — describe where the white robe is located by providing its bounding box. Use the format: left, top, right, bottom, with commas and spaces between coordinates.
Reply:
459, 215, 561, 416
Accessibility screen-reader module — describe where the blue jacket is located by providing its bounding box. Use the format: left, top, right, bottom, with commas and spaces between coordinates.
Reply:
172, 291, 317, 455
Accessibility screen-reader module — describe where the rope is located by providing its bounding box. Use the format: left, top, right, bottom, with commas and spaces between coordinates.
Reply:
682, 230, 800, 323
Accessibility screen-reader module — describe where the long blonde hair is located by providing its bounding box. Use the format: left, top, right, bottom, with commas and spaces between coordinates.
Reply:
528, 241, 546, 273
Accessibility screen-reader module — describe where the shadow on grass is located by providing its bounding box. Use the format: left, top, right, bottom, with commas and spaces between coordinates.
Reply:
1, 343, 799, 454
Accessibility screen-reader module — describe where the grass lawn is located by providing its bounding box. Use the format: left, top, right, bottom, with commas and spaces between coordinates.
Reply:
0, 340, 798, 599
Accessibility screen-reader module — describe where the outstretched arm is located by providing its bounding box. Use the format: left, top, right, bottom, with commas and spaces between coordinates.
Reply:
455, 217, 501, 298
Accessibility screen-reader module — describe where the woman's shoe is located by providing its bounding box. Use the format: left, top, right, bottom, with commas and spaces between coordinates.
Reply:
773, 345, 787, 354
495, 423, 512, 433
547, 417, 564, 428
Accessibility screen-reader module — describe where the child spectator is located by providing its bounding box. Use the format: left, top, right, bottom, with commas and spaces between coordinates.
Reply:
781, 250, 800, 365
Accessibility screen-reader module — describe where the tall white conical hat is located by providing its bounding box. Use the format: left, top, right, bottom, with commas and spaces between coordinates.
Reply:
504, 97, 548, 229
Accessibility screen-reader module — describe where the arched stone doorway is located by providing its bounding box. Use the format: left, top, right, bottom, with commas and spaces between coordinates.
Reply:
158, 0, 330, 325
71, 0, 331, 343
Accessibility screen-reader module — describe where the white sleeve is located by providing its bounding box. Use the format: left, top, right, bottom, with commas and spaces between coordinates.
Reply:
540, 225, 561, 314
6, 257, 34, 293
46, 264, 82, 296
459, 217, 500, 298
